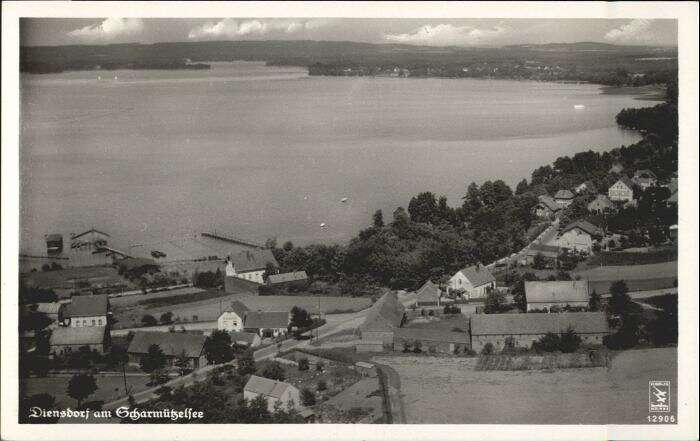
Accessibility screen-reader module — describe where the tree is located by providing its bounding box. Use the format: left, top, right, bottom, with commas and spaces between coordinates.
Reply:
533, 332, 561, 352
174, 350, 192, 376
317, 380, 327, 391
372, 209, 384, 228
67, 373, 98, 409
204, 330, 234, 365
289, 306, 313, 330
481, 342, 494, 355
484, 290, 506, 314
515, 179, 529, 195
532, 252, 547, 270
141, 314, 157, 327
140, 344, 166, 374
237, 349, 256, 376
558, 327, 582, 353
262, 262, 277, 283
300, 388, 316, 406
588, 290, 602, 312
608, 280, 632, 316
261, 362, 285, 381
159, 312, 173, 325
297, 358, 310, 371
20, 393, 60, 423
408, 191, 439, 224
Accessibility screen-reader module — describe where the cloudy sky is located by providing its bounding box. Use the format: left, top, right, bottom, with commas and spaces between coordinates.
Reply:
21, 18, 677, 47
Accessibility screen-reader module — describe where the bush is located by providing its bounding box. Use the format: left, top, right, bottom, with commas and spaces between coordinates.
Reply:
261, 362, 286, 381
301, 388, 316, 406
481, 343, 494, 355
412, 340, 422, 354
316, 361, 324, 371
317, 380, 327, 392
558, 327, 582, 353
443, 305, 461, 314
141, 314, 157, 327
159, 312, 173, 325
532, 332, 561, 353
298, 358, 309, 371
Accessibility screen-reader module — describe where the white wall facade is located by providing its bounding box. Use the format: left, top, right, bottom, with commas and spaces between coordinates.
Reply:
244, 387, 300, 412
69, 315, 107, 327
449, 272, 495, 300
608, 182, 634, 202
556, 229, 594, 253
217, 311, 245, 332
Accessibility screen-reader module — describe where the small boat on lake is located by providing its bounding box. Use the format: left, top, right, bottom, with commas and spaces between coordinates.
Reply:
574, 104, 585, 110
340, 197, 348, 203
319, 223, 326, 228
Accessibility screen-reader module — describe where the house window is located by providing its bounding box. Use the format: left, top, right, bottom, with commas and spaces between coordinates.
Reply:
92, 319, 96, 326
83, 320, 87, 326
97, 319, 102, 326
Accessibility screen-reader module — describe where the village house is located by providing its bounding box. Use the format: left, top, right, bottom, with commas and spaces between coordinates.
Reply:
556, 220, 604, 254
217, 301, 249, 332
49, 326, 109, 356
522, 244, 560, 267
127, 331, 208, 369
608, 176, 635, 203
357, 292, 406, 346
525, 280, 590, 311
632, 169, 658, 190
224, 249, 279, 285
244, 375, 301, 412
469, 312, 610, 353
587, 194, 614, 214
61, 294, 110, 328
35, 302, 62, 321
392, 328, 470, 354
533, 195, 561, 219
575, 180, 598, 195
554, 189, 575, 207
414, 280, 442, 307
243, 311, 289, 338
266, 271, 308, 288
448, 265, 496, 300
229, 331, 262, 348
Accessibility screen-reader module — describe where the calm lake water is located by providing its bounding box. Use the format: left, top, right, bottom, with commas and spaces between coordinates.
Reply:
20, 62, 651, 253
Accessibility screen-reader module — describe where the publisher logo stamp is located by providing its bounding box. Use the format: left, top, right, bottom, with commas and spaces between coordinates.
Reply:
649, 381, 671, 413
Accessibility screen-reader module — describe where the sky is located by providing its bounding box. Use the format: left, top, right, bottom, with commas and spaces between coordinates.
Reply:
20, 18, 678, 47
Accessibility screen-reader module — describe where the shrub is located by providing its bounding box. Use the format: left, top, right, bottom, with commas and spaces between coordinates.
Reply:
481, 342, 494, 355
428, 310, 435, 317
412, 340, 423, 354
298, 358, 309, 371
317, 380, 327, 392
559, 327, 582, 353
533, 332, 561, 353
141, 314, 157, 327
301, 388, 316, 406
316, 361, 324, 371
261, 362, 286, 381
159, 312, 173, 325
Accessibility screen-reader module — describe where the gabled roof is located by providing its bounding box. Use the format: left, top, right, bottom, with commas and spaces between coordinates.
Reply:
35, 302, 62, 315
578, 180, 598, 193
229, 331, 259, 345
470, 312, 609, 336
244, 375, 296, 399
71, 229, 111, 240
64, 295, 109, 318
415, 280, 440, 303
525, 281, 589, 304
244, 311, 289, 329
127, 331, 207, 358
536, 195, 560, 212
554, 189, 574, 200
613, 176, 635, 191
588, 194, 613, 209
358, 292, 405, 332
609, 163, 624, 173
393, 327, 469, 344
221, 300, 249, 319
457, 265, 496, 288
229, 249, 279, 273
50, 326, 106, 346
267, 271, 308, 285
525, 244, 561, 258
561, 220, 604, 237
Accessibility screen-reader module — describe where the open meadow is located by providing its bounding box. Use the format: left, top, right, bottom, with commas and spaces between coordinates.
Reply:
373, 347, 677, 424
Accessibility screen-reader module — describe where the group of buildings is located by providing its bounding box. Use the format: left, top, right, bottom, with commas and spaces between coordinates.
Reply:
355, 277, 611, 354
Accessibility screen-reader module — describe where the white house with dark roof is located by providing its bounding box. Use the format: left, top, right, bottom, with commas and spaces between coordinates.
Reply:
448, 265, 496, 300
534, 195, 561, 219
632, 169, 658, 190
225, 249, 279, 284
266, 271, 308, 286
244, 375, 301, 412
217, 301, 250, 332
525, 281, 590, 311
556, 220, 604, 254
469, 312, 609, 352
62, 294, 110, 328
587, 194, 614, 214
243, 311, 289, 338
608, 176, 635, 202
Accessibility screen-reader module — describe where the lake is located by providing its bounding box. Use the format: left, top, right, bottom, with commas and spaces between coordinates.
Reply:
20, 62, 651, 253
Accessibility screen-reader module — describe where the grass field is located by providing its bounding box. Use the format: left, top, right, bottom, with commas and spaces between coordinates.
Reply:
585, 248, 677, 268
374, 347, 677, 424
114, 294, 372, 328
21, 374, 151, 409
574, 261, 677, 281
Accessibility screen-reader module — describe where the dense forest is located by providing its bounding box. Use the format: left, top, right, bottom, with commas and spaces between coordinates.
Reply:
270, 79, 678, 293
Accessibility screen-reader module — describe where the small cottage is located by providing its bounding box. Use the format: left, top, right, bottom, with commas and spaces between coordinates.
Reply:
225, 249, 279, 284
49, 326, 109, 356
357, 292, 406, 345
525, 280, 590, 311
448, 265, 496, 300
587, 194, 614, 214
414, 280, 441, 307
244, 375, 301, 412
556, 220, 604, 254
608, 176, 635, 202
554, 189, 575, 207
243, 311, 289, 338
127, 331, 208, 369
533, 195, 561, 219
217, 301, 250, 332
62, 294, 110, 328
632, 169, 658, 190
